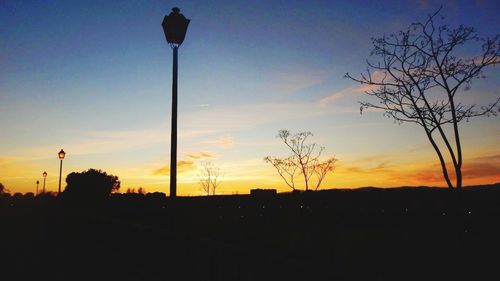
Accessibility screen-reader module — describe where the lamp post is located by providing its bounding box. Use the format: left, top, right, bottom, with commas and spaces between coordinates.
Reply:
42, 171, 47, 193
161, 7, 190, 198
58, 149, 66, 194
36, 180, 39, 195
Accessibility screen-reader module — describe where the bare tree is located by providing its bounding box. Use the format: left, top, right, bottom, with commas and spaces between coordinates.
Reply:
198, 161, 222, 196
264, 155, 299, 190
312, 158, 337, 191
346, 8, 499, 191
265, 130, 337, 191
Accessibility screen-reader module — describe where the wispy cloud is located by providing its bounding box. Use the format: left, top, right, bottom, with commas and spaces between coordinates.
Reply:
3, 129, 169, 162
152, 151, 218, 176
0, 157, 35, 180
2, 128, 223, 163
413, 154, 500, 184
320, 71, 385, 107
182, 102, 335, 135
202, 134, 235, 149
152, 160, 196, 176
269, 71, 326, 95
179, 129, 223, 139
416, 0, 430, 8
344, 162, 393, 175
186, 151, 215, 160
187, 104, 210, 108
319, 85, 367, 107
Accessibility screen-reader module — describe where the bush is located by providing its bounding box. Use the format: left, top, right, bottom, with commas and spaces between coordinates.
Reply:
63, 169, 120, 202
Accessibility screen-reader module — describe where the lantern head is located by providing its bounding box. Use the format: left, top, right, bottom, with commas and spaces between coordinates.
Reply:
58, 149, 66, 160
161, 7, 190, 46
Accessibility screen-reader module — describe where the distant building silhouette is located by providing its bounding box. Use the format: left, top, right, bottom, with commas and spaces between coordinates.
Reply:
250, 188, 277, 198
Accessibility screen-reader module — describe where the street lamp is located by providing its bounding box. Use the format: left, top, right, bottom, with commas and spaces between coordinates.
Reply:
58, 149, 65, 194
161, 7, 190, 198
42, 171, 47, 193
36, 180, 39, 195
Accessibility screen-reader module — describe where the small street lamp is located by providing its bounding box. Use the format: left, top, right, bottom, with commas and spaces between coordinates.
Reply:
42, 171, 47, 193
161, 7, 190, 198
58, 149, 66, 194
36, 180, 39, 195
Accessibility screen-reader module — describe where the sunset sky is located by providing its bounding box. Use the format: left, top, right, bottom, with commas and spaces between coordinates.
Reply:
1, 0, 499, 195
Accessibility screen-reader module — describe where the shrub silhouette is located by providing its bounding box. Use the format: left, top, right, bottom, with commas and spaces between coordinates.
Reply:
63, 169, 120, 201
0, 182, 8, 194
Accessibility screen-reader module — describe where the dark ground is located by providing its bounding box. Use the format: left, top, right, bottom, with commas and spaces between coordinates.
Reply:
1, 185, 500, 281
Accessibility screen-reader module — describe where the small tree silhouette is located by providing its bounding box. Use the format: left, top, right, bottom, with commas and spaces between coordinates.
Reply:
64, 169, 120, 201
265, 130, 337, 191
126, 187, 146, 194
0, 182, 8, 195
198, 161, 222, 196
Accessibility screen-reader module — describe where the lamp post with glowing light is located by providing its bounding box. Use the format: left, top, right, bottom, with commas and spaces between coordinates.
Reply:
58, 149, 66, 194
42, 171, 47, 193
161, 7, 190, 198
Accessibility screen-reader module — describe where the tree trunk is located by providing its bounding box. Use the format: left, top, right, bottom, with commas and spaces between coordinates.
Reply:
455, 165, 462, 191
301, 165, 309, 191
426, 132, 454, 189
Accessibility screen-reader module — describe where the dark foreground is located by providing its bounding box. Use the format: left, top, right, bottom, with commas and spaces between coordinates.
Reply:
1, 185, 500, 281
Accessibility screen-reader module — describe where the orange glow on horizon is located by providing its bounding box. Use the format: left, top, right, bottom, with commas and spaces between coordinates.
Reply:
3, 150, 498, 196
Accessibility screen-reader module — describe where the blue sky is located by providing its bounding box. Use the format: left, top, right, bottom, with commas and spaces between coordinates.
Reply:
1, 0, 499, 194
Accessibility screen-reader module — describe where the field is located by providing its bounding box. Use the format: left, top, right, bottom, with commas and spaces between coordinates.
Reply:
1, 185, 500, 281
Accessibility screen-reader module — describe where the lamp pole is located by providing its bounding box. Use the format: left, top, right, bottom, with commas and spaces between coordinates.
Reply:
36, 180, 39, 195
162, 7, 190, 198
58, 149, 66, 194
42, 171, 47, 193
170, 45, 178, 198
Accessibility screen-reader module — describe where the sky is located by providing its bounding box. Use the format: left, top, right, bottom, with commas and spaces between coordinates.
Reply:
1, 0, 499, 195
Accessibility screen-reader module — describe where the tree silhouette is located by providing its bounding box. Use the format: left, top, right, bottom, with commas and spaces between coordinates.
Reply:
63, 169, 120, 200
0, 182, 8, 195
126, 187, 146, 194
346, 8, 499, 191
265, 130, 337, 191
198, 161, 222, 196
